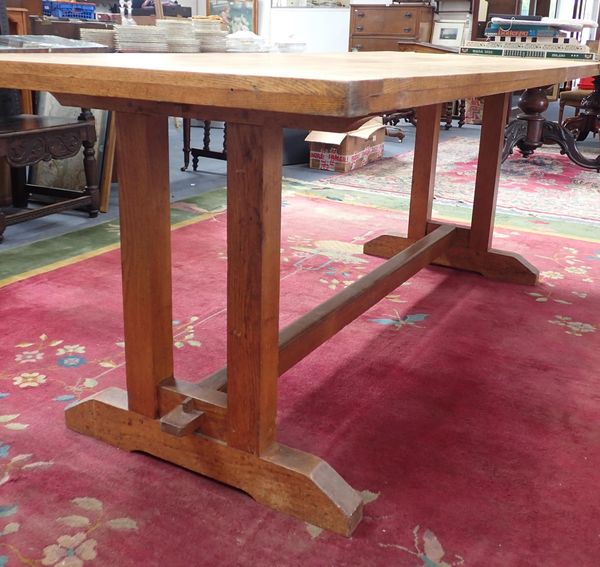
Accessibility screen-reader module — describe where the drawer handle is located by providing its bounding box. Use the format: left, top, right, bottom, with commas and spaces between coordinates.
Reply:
355, 25, 364, 31
403, 27, 412, 32
404, 12, 413, 17
356, 11, 365, 16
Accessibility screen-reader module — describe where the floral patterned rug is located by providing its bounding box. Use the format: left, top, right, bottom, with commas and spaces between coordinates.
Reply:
1, 188, 599, 566
317, 137, 600, 223
2, 179, 599, 288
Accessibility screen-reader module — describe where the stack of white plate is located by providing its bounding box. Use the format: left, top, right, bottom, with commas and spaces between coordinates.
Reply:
197, 30, 228, 52
225, 30, 268, 53
191, 18, 223, 34
114, 25, 168, 53
192, 19, 227, 52
79, 28, 116, 51
156, 19, 200, 53
275, 41, 307, 53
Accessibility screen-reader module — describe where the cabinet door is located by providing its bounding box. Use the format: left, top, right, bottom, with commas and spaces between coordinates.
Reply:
351, 7, 421, 36
350, 37, 404, 51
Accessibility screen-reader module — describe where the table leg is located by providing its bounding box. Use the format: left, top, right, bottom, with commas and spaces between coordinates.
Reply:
456, 93, 536, 283
469, 93, 509, 252
365, 93, 538, 285
64, 111, 173, 420
407, 104, 442, 240
225, 122, 281, 455
65, 116, 362, 536
181, 117, 191, 171
119, 112, 175, 416
365, 104, 442, 254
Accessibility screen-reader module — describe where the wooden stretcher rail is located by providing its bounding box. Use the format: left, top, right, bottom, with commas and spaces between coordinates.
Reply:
157, 224, 457, 437
278, 223, 456, 373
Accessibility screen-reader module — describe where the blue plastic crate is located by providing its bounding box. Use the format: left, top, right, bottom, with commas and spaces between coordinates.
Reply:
42, 0, 96, 19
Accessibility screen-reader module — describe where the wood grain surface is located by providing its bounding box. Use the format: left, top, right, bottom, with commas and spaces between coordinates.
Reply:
0, 52, 598, 117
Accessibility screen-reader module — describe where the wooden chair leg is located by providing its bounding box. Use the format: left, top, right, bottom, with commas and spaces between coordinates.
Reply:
558, 100, 565, 124
443, 101, 452, 130
458, 99, 466, 127
10, 166, 28, 208
0, 211, 6, 242
181, 117, 191, 171
0, 157, 12, 207
82, 139, 99, 218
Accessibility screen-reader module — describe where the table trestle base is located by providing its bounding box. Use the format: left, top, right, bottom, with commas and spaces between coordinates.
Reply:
154, 224, 458, 431
65, 387, 363, 536
364, 224, 539, 286
159, 396, 205, 437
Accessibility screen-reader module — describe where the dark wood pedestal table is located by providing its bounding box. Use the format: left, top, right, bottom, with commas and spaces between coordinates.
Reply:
502, 74, 600, 170
0, 52, 597, 536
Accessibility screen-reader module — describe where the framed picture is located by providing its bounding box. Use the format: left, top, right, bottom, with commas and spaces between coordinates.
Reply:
206, 0, 257, 33
431, 20, 467, 48
29, 92, 110, 194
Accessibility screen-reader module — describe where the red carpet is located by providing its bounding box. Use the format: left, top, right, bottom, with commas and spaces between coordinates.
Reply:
1, 191, 599, 566
317, 137, 600, 223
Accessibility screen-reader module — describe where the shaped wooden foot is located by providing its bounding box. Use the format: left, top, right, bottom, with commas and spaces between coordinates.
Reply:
65, 388, 363, 536
364, 226, 538, 286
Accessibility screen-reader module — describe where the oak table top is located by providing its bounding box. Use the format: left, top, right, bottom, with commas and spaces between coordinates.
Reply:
0, 51, 598, 117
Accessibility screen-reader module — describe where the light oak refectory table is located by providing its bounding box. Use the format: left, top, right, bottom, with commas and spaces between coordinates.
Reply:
1, 52, 598, 536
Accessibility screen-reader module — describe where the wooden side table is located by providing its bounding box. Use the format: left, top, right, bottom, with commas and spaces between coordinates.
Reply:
0, 112, 98, 242
0, 35, 110, 241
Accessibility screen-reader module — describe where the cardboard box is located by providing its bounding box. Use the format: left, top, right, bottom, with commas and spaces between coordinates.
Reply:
305, 117, 385, 173
464, 97, 484, 125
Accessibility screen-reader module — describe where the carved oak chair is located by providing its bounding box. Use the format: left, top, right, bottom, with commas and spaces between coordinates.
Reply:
0, 0, 98, 242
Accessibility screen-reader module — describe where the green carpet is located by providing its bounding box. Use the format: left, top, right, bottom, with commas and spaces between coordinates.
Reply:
1, 177, 599, 287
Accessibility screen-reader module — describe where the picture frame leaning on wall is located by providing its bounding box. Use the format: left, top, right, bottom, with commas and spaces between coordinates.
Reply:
206, 0, 258, 33
431, 20, 468, 48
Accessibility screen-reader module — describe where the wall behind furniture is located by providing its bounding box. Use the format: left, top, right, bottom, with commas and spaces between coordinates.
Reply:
269, 7, 350, 52
178, 0, 199, 15
193, 0, 350, 48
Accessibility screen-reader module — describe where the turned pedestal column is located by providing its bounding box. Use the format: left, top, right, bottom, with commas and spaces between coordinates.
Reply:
502, 76, 600, 170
